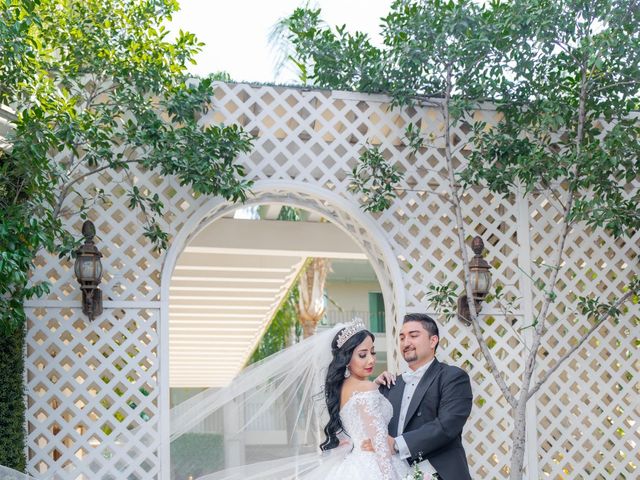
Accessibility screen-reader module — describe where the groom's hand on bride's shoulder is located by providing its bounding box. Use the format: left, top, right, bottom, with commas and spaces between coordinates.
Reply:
374, 371, 396, 388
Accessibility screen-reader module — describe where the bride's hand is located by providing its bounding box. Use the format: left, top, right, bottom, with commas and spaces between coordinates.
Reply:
387, 435, 395, 452
360, 439, 373, 452
374, 371, 396, 388
360, 436, 395, 453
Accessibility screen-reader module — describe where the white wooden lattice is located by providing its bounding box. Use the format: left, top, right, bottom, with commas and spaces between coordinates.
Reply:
24, 82, 639, 479
527, 191, 640, 479
26, 307, 159, 479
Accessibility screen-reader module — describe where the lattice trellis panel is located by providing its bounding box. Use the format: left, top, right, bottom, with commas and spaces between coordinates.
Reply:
29, 170, 203, 304
526, 189, 640, 479
25, 82, 639, 480
25, 307, 160, 479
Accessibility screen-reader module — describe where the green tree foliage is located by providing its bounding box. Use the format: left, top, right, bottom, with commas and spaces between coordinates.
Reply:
249, 285, 300, 364
280, 1, 639, 478
462, 0, 640, 237
0, 1, 39, 103
0, 0, 253, 332
0, 0, 253, 470
0, 326, 26, 472
275, 6, 386, 92
170, 432, 224, 480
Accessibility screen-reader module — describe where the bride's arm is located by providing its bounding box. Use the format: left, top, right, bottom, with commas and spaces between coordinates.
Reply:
337, 431, 352, 448
353, 392, 395, 479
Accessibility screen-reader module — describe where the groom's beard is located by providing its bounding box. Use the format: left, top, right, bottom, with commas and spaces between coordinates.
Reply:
402, 348, 418, 363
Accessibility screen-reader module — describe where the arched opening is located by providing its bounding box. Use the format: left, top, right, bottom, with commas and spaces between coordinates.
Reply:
158, 180, 405, 479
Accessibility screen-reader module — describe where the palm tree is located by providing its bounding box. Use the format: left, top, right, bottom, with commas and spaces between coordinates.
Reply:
297, 258, 331, 338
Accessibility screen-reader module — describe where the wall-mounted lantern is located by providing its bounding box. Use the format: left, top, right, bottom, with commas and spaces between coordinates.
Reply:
74, 220, 103, 320
457, 236, 492, 325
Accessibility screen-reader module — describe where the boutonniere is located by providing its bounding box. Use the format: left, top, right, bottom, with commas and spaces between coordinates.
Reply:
402, 455, 438, 480
402, 462, 424, 480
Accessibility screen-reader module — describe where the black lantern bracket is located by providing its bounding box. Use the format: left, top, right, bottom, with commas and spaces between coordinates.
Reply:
74, 220, 104, 321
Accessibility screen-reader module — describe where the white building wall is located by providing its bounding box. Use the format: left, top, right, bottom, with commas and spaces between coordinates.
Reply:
325, 280, 380, 314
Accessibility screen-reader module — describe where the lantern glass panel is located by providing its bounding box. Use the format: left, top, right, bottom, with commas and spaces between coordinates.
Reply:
77, 256, 98, 282
74, 257, 82, 280
475, 270, 492, 296
94, 258, 103, 279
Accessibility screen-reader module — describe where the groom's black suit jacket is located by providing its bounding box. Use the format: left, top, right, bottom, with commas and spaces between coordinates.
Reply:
379, 359, 473, 480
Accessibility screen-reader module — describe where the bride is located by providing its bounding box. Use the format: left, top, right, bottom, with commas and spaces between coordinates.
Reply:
0, 321, 411, 480
317, 320, 409, 479
195, 320, 411, 480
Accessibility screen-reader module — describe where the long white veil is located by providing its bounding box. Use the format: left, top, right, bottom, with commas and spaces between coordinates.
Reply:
169, 323, 349, 480
0, 324, 350, 480
171, 323, 341, 442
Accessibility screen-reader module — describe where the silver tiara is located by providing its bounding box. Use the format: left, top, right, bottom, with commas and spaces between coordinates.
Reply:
336, 319, 366, 349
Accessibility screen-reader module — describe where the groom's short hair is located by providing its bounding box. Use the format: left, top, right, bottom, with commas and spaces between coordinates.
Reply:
403, 313, 439, 351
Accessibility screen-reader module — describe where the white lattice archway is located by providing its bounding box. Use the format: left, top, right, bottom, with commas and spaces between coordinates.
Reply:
158, 179, 407, 477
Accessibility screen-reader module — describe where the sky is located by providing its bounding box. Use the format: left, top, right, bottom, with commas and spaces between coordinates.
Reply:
167, 0, 393, 84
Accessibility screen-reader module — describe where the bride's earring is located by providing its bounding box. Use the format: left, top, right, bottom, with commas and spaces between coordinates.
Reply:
344, 367, 351, 378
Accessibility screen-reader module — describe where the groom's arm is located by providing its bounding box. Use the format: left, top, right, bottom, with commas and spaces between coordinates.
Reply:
401, 367, 472, 459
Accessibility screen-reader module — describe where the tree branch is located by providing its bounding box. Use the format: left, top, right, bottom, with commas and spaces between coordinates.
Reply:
517, 62, 590, 411
533, 64, 588, 339
412, 95, 444, 109
592, 79, 640, 94
527, 289, 634, 400
52, 158, 145, 219
12, 176, 27, 206
441, 64, 517, 409
397, 187, 453, 204
547, 187, 568, 214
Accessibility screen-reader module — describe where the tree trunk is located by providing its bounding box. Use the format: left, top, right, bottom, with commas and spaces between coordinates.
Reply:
299, 314, 319, 338
297, 258, 330, 338
0, 325, 27, 471
509, 398, 528, 480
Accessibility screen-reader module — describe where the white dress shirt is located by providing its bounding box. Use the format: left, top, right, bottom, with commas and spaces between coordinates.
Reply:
395, 359, 437, 476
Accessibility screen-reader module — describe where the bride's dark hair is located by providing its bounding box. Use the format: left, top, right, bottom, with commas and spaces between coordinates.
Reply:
319, 327, 375, 451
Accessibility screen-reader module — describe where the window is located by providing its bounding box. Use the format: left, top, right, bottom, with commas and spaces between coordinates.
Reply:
368, 292, 385, 333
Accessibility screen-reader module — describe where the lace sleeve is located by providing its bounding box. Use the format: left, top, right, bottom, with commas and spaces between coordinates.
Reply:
352, 391, 394, 479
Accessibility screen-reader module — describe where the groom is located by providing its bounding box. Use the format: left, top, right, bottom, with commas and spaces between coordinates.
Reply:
367, 313, 473, 480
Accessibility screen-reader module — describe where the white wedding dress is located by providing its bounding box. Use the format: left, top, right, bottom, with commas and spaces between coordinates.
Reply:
328, 389, 410, 480
197, 388, 412, 480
